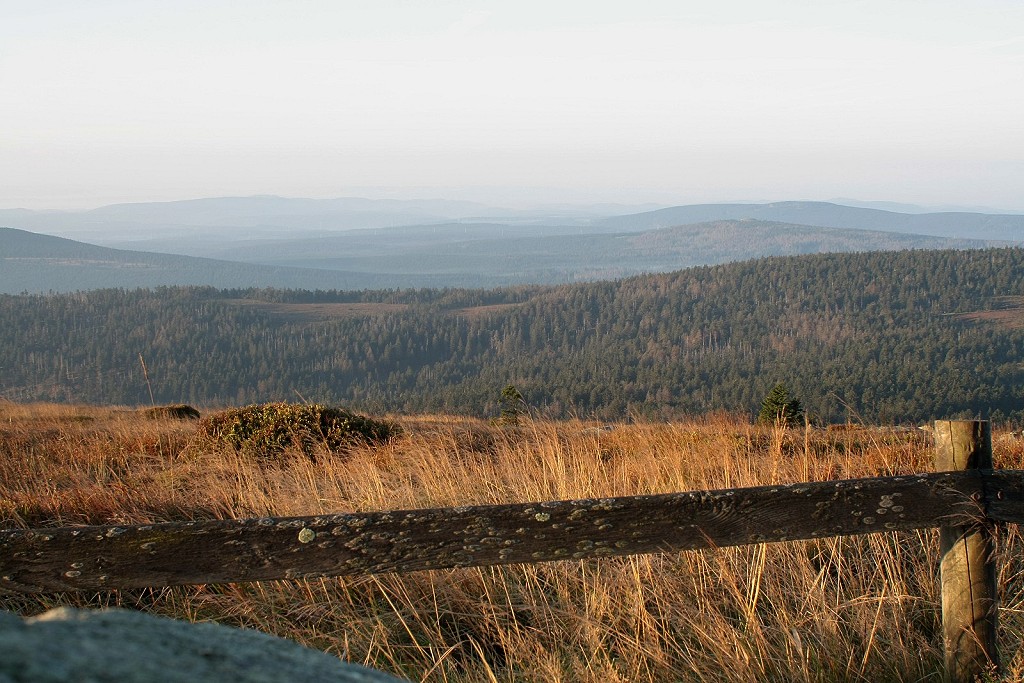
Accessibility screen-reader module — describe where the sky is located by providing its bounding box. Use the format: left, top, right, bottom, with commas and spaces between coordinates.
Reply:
1, 0, 1023, 211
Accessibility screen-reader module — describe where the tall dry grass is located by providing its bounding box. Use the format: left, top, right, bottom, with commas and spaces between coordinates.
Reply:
1, 401, 1023, 681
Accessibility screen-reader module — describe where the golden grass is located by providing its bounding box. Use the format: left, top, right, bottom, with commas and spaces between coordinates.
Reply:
1, 402, 1023, 681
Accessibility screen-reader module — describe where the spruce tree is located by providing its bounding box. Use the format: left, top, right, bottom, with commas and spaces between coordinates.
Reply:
758, 383, 805, 426
498, 384, 527, 425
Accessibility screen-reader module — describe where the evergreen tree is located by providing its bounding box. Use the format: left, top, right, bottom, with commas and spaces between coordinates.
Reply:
498, 384, 527, 425
758, 383, 805, 426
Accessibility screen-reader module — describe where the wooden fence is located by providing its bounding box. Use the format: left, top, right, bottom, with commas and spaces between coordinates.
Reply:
1, 420, 1020, 682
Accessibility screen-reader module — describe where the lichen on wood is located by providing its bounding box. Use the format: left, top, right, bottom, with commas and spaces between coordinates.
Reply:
1, 470, 1012, 594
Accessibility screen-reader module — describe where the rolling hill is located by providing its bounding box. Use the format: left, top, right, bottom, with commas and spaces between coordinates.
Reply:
0, 228, 424, 293
0, 195, 633, 246
598, 201, 1024, 241
0, 215, 1006, 294
5, 197, 1023, 249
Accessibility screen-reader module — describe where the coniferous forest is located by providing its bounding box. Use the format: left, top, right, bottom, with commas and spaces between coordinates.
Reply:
4, 247, 1024, 424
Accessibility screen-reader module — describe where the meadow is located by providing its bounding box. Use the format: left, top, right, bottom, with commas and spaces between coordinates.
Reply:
2, 401, 1023, 682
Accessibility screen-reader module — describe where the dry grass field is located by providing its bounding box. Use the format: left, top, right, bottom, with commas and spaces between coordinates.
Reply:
2, 401, 1023, 682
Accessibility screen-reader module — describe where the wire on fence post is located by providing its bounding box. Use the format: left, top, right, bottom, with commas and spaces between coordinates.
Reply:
933, 419, 998, 682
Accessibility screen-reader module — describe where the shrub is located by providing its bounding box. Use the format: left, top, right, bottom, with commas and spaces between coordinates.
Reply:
198, 403, 398, 458
141, 404, 201, 420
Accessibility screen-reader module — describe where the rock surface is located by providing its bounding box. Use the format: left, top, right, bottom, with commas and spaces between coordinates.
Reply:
0, 607, 407, 683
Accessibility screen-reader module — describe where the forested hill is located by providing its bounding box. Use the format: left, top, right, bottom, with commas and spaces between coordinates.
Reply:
3, 248, 1024, 424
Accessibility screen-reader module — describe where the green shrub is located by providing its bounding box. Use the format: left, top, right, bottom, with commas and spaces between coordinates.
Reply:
198, 402, 398, 458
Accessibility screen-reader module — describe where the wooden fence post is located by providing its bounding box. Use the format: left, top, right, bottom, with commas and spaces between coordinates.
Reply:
934, 419, 998, 682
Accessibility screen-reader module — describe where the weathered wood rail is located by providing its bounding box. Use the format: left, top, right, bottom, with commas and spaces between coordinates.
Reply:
0, 420, 1018, 682
1, 470, 1021, 592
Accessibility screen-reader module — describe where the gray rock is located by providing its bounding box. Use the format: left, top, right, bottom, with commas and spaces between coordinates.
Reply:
0, 608, 408, 683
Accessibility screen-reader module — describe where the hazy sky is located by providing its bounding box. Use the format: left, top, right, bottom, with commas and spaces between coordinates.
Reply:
2, 0, 1023, 210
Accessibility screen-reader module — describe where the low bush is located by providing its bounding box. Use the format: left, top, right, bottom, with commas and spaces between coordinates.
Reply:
141, 404, 201, 420
198, 403, 398, 458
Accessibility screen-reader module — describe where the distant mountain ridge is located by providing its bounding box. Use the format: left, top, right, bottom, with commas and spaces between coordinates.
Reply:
0, 195, 645, 244
0, 227, 115, 259
4, 197, 1024, 250
0, 227, 427, 293
598, 201, 1024, 241
5, 196, 1022, 294
0, 217, 1005, 294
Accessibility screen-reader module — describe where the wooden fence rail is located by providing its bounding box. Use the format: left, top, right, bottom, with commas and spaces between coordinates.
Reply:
1, 420, 1018, 682
2, 469, 1021, 593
